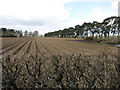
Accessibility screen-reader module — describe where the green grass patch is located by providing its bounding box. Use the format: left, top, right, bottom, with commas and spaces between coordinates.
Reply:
93, 42, 117, 47
85, 40, 117, 47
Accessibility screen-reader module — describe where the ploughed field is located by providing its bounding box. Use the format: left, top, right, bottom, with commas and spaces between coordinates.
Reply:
1, 37, 118, 57
1, 37, 120, 88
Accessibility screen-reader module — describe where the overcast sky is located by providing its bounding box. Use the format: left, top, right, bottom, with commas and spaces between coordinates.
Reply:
0, 0, 118, 35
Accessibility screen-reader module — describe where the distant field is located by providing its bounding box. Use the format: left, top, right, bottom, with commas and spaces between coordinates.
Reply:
1, 37, 118, 57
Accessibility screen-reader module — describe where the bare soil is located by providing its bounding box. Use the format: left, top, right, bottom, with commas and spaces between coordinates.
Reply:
1, 37, 118, 58
1, 37, 119, 88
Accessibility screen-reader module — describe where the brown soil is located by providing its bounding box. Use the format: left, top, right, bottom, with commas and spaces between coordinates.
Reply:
0, 37, 118, 58
85, 37, 106, 43
84, 37, 118, 45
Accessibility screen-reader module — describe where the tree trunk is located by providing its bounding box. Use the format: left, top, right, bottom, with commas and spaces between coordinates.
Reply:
92, 33, 94, 37
104, 33, 107, 39
108, 33, 109, 39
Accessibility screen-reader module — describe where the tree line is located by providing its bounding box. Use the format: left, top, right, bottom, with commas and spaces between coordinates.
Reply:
44, 16, 120, 39
0, 28, 39, 37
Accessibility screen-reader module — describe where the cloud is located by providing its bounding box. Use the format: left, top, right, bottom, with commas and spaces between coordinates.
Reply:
59, 5, 117, 30
64, 0, 114, 2
0, 0, 71, 34
0, 15, 69, 26
0, 16, 44, 26
0, 0, 69, 20
111, 0, 119, 10
0, 0, 118, 35
0, 15, 69, 34
86, 7, 115, 22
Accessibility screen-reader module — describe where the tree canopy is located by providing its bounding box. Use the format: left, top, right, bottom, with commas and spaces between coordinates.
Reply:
44, 16, 120, 39
0, 28, 39, 37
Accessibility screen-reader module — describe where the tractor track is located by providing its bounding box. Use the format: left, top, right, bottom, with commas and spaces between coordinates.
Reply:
25, 39, 33, 54
4, 40, 30, 55
1, 40, 28, 55
13, 39, 32, 55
